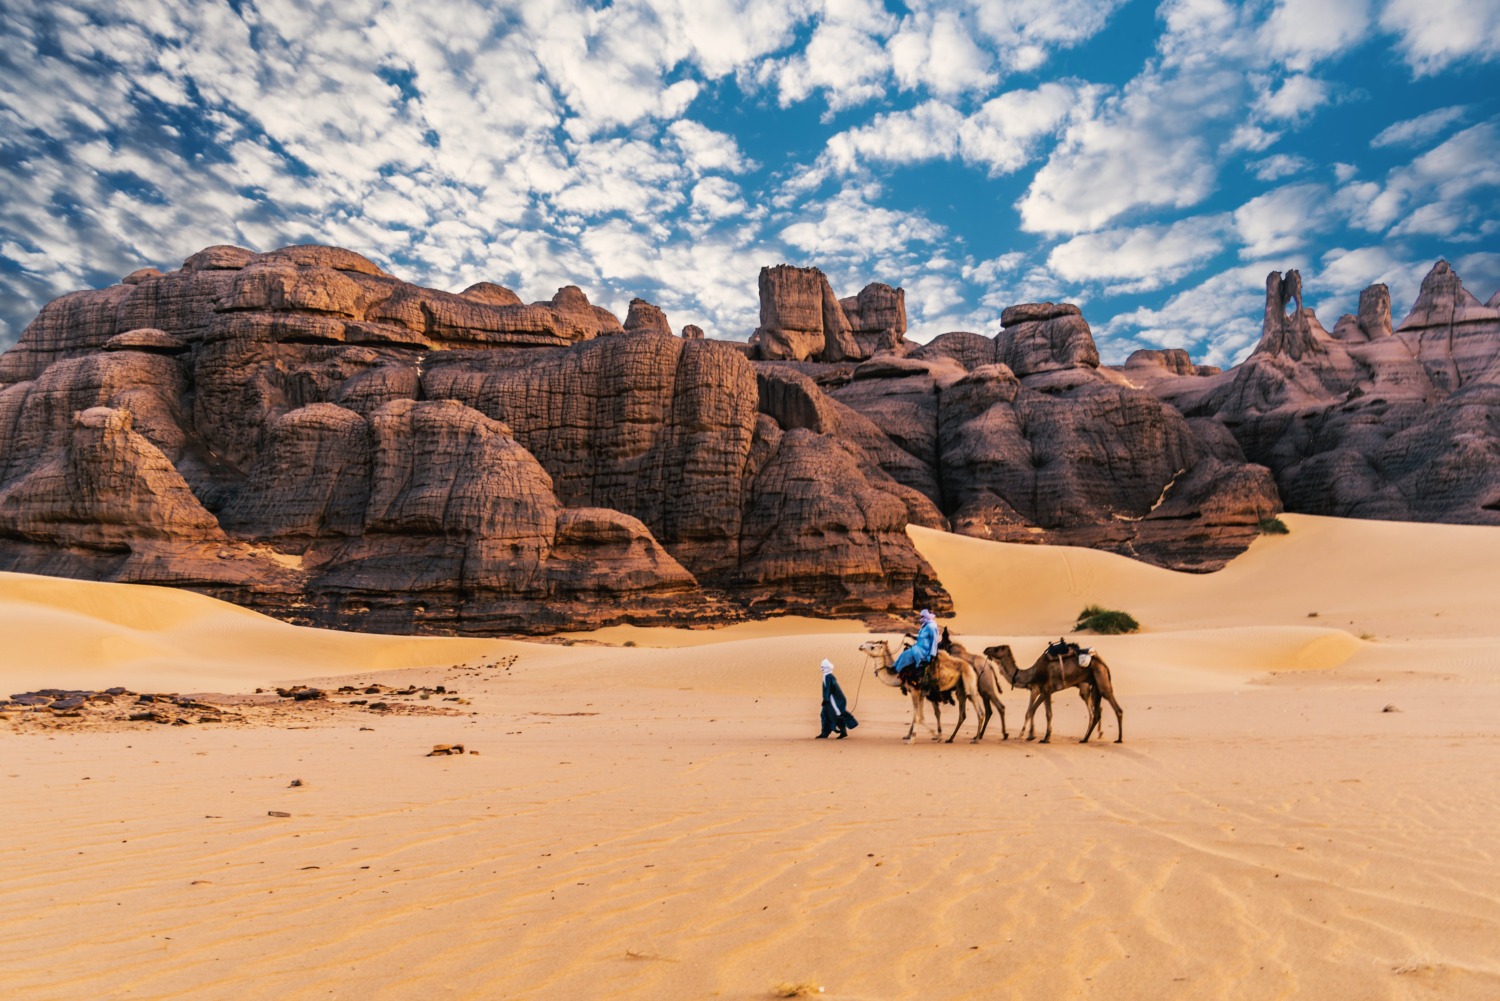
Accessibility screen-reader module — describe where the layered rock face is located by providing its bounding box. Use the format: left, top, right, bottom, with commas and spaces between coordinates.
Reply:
0, 245, 948, 632
3, 241, 1348, 634
1141, 261, 1500, 526
749, 266, 910, 363
844, 308, 1280, 570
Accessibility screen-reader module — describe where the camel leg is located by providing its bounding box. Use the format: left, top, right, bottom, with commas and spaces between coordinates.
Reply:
974, 695, 991, 741
946, 687, 965, 744
1104, 693, 1124, 743
930, 698, 944, 741
996, 696, 1008, 740
1022, 690, 1044, 741
965, 689, 986, 743
1080, 692, 1100, 743
905, 690, 921, 742
1039, 692, 1054, 743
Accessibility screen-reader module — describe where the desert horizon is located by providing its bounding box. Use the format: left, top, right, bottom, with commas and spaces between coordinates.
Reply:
4, 512, 1499, 999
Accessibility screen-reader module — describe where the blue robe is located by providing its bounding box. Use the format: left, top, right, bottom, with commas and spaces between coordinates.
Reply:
819, 673, 858, 736
893, 620, 940, 674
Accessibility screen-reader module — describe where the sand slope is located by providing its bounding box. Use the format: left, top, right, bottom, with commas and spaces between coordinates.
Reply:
3, 514, 1500, 1000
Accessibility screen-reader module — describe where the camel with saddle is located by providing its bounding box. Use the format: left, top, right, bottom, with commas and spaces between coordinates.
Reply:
938, 628, 1008, 741
983, 641, 1124, 743
858, 638, 988, 743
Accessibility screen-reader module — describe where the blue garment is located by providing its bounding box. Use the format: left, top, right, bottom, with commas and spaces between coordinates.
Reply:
893, 620, 939, 674
819, 673, 858, 736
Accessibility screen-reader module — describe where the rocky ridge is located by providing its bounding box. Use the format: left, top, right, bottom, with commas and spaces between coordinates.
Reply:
10, 245, 1478, 635
1137, 260, 1500, 526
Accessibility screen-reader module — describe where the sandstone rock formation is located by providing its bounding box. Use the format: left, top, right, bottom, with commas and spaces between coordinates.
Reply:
1140, 260, 1500, 527
841, 310, 1279, 570
840, 282, 907, 357
20, 241, 1451, 633
0, 246, 953, 632
749, 265, 861, 363
624, 298, 671, 336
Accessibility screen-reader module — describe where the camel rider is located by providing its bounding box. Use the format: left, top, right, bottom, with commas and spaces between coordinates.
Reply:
892, 609, 940, 687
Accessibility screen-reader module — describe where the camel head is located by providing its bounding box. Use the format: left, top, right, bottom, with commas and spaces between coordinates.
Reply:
858, 638, 891, 657
983, 644, 1020, 686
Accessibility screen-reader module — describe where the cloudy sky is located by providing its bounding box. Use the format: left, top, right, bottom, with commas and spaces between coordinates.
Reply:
2, 0, 1498, 366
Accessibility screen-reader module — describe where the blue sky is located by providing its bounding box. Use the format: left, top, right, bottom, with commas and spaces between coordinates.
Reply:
1, 0, 1498, 366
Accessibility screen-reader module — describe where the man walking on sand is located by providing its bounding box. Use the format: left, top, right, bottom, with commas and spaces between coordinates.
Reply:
817, 658, 858, 739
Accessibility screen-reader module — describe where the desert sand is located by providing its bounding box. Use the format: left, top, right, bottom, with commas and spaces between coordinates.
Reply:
2, 512, 1499, 1000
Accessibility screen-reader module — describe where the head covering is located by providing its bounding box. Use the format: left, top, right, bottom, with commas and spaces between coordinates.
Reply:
919, 609, 935, 625
820, 658, 835, 676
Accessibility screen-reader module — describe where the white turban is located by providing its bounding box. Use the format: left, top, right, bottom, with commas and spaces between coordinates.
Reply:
820, 658, 835, 676
919, 609, 935, 624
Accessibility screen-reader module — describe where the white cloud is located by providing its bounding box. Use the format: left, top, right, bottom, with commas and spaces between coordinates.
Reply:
957, 83, 1099, 175
1364, 123, 1500, 237
816, 82, 1093, 180
689, 177, 748, 220
889, 9, 998, 97
822, 101, 965, 173
1370, 105, 1469, 148
1454, 252, 1500, 303
779, 183, 945, 259
1261, 0, 1373, 72
1096, 261, 1291, 367
961, 251, 1027, 287
1233, 182, 1335, 258
1379, 0, 1500, 76
1255, 74, 1330, 122
1047, 214, 1233, 293
1249, 153, 1312, 181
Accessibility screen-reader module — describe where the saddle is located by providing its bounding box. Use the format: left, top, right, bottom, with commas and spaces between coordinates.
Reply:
1045, 638, 1094, 668
898, 659, 955, 704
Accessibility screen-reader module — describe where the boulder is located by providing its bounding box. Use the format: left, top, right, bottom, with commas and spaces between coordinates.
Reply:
840, 282, 906, 356
994, 308, 1099, 378
624, 298, 672, 336
750, 265, 862, 363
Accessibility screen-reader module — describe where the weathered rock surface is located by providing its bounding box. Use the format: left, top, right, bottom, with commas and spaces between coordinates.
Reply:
749, 265, 861, 363
623, 298, 672, 336
1139, 260, 1500, 528
3, 241, 1379, 633
840, 282, 907, 357
833, 308, 1279, 570
0, 250, 953, 630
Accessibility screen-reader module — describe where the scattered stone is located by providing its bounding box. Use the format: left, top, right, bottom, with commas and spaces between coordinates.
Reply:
1382, 704, 1402, 713
427, 744, 466, 756
289, 779, 304, 787
267, 811, 292, 818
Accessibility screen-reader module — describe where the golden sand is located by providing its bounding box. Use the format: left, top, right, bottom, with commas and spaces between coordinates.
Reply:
2, 513, 1498, 999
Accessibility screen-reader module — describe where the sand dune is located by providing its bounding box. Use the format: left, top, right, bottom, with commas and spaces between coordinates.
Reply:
3, 514, 1500, 999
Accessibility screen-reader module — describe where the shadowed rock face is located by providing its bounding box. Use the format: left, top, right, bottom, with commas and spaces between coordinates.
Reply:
1138, 260, 1500, 527
845, 315, 1280, 570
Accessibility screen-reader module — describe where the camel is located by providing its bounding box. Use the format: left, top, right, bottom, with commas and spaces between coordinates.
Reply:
984, 643, 1124, 744
939, 630, 1008, 741
858, 638, 987, 743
